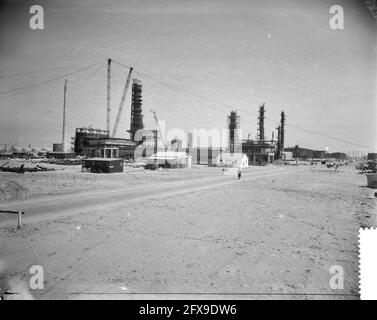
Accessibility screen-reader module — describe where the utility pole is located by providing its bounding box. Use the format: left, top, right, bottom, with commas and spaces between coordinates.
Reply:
62, 79, 67, 152
106, 58, 112, 134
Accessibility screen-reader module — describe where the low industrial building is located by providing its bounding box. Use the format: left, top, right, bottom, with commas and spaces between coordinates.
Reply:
82, 158, 124, 173
313, 150, 326, 159
85, 138, 135, 159
282, 151, 293, 160
325, 152, 348, 160
285, 146, 314, 160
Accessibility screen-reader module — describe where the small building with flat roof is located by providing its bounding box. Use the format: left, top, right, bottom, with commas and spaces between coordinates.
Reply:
82, 158, 124, 173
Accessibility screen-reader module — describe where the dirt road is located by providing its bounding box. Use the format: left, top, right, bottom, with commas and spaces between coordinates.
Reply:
0, 166, 296, 227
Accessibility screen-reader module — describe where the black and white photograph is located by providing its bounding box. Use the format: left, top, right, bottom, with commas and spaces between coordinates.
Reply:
0, 0, 376, 303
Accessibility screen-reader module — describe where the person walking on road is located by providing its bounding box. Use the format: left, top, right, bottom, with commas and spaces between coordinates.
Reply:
237, 168, 242, 180
19, 164, 25, 174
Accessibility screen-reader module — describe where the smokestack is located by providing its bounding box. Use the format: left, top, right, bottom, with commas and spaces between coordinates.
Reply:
62, 79, 67, 152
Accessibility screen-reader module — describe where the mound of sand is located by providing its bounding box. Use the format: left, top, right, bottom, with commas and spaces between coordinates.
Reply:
0, 180, 29, 201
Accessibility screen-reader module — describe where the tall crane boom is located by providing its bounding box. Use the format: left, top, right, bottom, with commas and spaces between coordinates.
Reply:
112, 67, 133, 137
149, 109, 165, 146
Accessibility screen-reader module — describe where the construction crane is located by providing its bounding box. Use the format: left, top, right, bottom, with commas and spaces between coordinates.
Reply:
111, 67, 133, 137
149, 109, 165, 148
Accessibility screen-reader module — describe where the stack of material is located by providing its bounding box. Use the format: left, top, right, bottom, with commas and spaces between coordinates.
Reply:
0, 163, 55, 173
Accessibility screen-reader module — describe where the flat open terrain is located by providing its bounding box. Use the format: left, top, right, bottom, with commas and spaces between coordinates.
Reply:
0, 163, 375, 299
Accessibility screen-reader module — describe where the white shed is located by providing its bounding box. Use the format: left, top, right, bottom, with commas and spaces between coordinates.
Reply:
147, 151, 192, 168
215, 152, 249, 168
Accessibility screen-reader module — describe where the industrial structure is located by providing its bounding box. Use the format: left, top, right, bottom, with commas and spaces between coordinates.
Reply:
284, 146, 345, 161
74, 128, 110, 155
52, 61, 293, 167
1, 58, 365, 167
73, 62, 158, 164
129, 79, 144, 142
257, 103, 265, 142
242, 103, 280, 165
227, 110, 241, 154
276, 111, 285, 159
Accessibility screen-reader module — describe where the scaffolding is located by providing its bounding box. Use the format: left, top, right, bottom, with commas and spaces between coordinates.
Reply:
257, 103, 265, 142
129, 79, 144, 141
227, 110, 240, 154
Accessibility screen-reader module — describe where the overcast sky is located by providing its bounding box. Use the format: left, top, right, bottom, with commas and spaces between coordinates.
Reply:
0, 0, 376, 152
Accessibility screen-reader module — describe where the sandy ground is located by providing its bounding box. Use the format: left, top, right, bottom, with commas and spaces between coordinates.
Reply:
0, 162, 375, 300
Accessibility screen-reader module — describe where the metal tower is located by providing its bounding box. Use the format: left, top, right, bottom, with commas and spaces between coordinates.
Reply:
257, 103, 265, 142
129, 79, 144, 141
227, 110, 240, 154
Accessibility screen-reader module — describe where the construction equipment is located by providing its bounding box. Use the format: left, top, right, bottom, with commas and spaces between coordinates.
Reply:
112, 67, 133, 137
150, 109, 165, 148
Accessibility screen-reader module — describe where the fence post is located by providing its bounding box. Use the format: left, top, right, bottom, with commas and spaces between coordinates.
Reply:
18, 211, 22, 229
